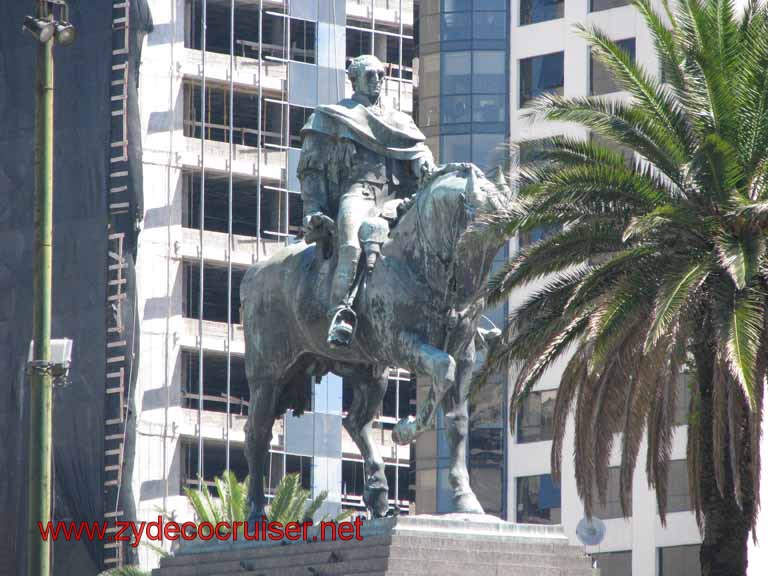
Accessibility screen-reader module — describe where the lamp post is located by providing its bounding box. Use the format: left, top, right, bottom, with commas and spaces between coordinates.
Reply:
23, 2, 75, 575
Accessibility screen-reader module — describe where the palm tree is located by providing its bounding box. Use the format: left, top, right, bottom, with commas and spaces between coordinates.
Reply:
184, 471, 351, 535
476, 1, 768, 573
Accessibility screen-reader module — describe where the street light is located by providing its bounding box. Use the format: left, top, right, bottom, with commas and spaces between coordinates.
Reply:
54, 21, 75, 46
22, 17, 55, 43
23, 2, 75, 576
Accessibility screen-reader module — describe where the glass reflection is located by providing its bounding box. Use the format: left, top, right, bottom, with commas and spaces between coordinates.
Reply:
520, 0, 564, 26
519, 51, 564, 107
516, 474, 562, 524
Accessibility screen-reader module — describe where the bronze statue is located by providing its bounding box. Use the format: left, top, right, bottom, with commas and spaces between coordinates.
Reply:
240, 56, 509, 522
297, 55, 435, 347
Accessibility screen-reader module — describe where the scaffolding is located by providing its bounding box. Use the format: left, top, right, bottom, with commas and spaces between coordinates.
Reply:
176, 0, 416, 511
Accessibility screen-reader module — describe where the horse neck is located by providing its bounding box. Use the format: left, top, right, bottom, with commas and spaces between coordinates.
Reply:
385, 190, 491, 308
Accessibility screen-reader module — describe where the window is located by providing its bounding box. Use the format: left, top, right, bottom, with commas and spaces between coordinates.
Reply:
471, 465, 504, 516
667, 460, 693, 512
473, 11, 506, 39
342, 459, 365, 498
520, 0, 564, 26
346, 26, 372, 60
183, 171, 265, 238
444, 0, 472, 10
285, 454, 312, 490
520, 51, 564, 107
516, 389, 556, 443
442, 95, 471, 124
381, 374, 416, 419
182, 262, 246, 324
182, 439, 250, 494
472, 51, 506, 94
472, 94, 505, 122
182, 170, 301, 240
470, 428, 503, 467
658, 545, 701, 576
590, 38, 636, 95
290, 19, 316, 64
516, 474, 561, 524
591, 467, 631, 519
471, 133, 504, 171
442, 51, 472, 94
441, 133, 471, 163
592, 551, 632, 576
186, 0, 260, 56
183, 83, 264, 147
591, 0, 631, 12
384, 464, 410, 502
181, 350, 250, 415
441, 12, 472, 41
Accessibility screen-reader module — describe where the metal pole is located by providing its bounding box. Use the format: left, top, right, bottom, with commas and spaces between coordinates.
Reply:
27, 4, 54, 575
226, 0, 234, 472
256, 0, 263, 247
198, 0, 207, 486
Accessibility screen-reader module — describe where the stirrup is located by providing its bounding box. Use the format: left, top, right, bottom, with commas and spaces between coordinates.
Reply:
328, 306, 357, 348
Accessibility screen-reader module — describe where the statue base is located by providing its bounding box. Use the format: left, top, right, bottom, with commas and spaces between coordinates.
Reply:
152, 514, 597, 575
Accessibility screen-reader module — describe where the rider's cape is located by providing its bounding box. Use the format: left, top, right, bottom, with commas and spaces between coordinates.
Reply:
297, 97, 433, 187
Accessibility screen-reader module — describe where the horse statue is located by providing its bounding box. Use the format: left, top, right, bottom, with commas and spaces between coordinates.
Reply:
240, 163, 509, 522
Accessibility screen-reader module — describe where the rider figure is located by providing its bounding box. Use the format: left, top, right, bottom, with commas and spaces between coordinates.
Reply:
297, 55, 435, 347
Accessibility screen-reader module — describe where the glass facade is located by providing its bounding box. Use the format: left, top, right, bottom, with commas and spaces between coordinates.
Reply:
519, 51, 564, 107
516, 389, 556, 443
592, 551, 632, 576
436, 0, 509, 171
658, 545, 702, 576
416, 2, 510, 516
516, 474, 562, 524
590, 37, 636, 95
520, 0, 564, 26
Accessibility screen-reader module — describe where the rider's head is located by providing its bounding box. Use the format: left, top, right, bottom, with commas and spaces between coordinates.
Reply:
348, 55, 385, 104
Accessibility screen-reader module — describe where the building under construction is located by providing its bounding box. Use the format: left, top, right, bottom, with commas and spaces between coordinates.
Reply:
128, 0, 418, 570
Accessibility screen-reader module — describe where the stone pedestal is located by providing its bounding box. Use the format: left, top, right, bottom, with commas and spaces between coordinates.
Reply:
152, 514, 598, 576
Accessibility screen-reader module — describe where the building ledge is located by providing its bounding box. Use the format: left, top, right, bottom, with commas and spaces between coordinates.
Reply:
180, 137, 285, 182
180, 47, 286, 96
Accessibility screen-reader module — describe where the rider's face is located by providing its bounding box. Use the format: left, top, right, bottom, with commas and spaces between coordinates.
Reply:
357, 66, 385, 102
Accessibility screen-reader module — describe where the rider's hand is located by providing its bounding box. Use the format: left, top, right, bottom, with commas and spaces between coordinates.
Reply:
303, 212, 335, 243
413, 155, 436, 182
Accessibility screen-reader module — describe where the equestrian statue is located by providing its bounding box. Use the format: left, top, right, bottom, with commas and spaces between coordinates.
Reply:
240, 55, 509, 522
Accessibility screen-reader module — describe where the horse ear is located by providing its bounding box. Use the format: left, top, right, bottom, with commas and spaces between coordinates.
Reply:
464, 165, 482, 208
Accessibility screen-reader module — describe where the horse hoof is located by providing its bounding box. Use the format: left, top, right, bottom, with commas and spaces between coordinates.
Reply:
364, 487, 390, 518
392, 417, 416, 445
454, 493, 485, 515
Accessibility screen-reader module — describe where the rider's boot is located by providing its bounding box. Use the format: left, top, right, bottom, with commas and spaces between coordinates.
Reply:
328, 245, 361, 348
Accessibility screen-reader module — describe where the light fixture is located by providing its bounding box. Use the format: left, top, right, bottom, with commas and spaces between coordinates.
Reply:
22, 16, 55, 43
28, 338, 74, 387
54, 21, 75, 46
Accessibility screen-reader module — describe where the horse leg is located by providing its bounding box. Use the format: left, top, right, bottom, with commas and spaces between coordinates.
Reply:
343, 366, 390, 518
441, 340, 484, 514
392, 334, 455, 445
245, 377, 279, 523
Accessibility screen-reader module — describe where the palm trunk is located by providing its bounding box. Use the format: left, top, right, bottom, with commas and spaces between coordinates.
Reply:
694, 342, 753, 576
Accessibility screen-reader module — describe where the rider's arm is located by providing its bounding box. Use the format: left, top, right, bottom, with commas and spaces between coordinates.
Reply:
297, 132, 328, 221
